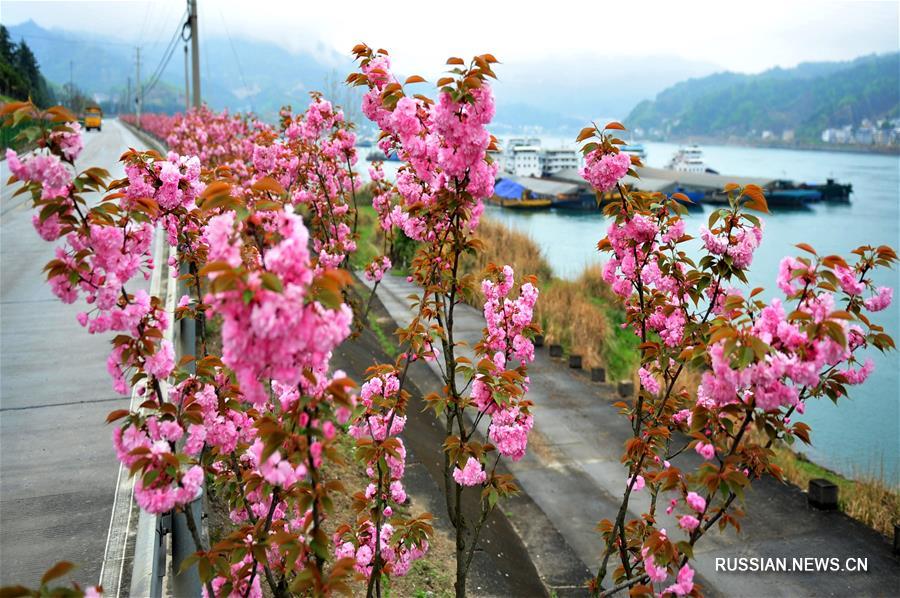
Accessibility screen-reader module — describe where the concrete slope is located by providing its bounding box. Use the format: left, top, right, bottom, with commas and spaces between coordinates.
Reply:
363, 273, 900, 597
0, 120, 149, 588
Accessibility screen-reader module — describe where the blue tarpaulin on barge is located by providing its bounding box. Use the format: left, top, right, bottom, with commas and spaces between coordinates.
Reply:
494, 178, 525, 199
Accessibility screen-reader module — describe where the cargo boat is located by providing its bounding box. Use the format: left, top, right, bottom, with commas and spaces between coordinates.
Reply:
490, 177, 556, 209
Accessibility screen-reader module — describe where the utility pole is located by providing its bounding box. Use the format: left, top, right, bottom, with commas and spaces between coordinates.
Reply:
188, 0, 201, 108
68, 60, 73, 108
183, 43, 190, 112
126, 76, 131, 116
135, 47, 142, 128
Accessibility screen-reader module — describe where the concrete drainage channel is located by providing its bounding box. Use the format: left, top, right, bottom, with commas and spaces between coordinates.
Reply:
98, 120, 206, 597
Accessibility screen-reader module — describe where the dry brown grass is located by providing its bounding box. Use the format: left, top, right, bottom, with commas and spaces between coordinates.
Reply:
462, 218, 616, 370
538, 279, 609, 369
463, 217, 554, 284
459, 218, 642, 376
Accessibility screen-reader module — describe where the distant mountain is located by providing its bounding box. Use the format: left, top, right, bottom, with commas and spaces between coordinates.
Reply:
626, 53, 900, 142
4, 19, 356, 118
4, 19, 721, 134
490, 53, 719, 132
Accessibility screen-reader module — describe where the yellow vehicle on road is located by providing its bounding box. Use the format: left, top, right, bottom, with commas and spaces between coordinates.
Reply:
84, 106, 102, 131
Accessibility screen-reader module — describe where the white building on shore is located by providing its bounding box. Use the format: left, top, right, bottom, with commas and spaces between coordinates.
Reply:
500, 139, 582, 178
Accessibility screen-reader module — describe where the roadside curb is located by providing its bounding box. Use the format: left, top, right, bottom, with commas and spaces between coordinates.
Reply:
118, 118, 166, 154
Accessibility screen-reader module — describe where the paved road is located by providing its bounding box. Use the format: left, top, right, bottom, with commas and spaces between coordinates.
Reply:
0, 119, 147, 589
365, 273, 900, 597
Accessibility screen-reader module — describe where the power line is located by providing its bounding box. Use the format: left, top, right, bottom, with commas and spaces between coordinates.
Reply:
217, 3, 252, 111
142, 9, 188, 97
136, 0, 152, 49
147, 9, 187, 79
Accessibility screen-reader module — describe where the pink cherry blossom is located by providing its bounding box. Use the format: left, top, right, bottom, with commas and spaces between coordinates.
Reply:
664, 564, 695, 596
695, 441, 715, 460
686, 491, 706, 513
580, 150, 631, 193
452, 457, 487, 487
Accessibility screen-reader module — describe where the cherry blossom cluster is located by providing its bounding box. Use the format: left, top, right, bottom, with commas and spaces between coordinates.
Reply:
121, 112, 179, 141
458, 265, 539, 484
349, 46, 498, 245
580, 148, 632, 193
360, 161, 403, 286
204, 210, 352, 405
578, 123, 896, 598
135, 100, 364, 275
278, 96, 362, 269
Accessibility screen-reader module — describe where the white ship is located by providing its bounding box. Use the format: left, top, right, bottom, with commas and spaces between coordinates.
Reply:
666, 145, 717, 174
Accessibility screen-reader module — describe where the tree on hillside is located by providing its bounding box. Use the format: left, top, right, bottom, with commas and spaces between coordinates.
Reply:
0, 25, 55, 106
13, 39, 54, 106
0, 25, 29, 100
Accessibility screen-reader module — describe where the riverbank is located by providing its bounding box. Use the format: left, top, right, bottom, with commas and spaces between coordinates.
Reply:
637, 136, 900, 156
355, 200, 898, 539
767, 440, 899, 537
485, 141, 900, 482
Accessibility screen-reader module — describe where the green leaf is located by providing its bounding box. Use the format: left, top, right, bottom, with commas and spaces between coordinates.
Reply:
260, 272, 283, 293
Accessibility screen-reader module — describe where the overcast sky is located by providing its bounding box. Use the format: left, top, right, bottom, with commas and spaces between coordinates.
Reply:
3, 0, 898, 76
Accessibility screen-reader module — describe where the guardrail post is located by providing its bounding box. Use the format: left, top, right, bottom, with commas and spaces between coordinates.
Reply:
171, 489, 203, 596
178, 261, 197, 372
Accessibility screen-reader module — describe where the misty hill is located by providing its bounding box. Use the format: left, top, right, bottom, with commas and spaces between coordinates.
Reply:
5, 19, 720, 133
626, 53, 900, 141
5, 19, 354, 117
490, 53, 718, 132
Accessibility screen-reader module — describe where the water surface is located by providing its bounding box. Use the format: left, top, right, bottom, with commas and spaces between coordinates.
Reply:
485, 142, 900, 483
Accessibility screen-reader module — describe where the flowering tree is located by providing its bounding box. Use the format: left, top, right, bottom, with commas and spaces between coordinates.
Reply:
577, 123, 896, 597
2, 93, 432, 597
348, 46, 540, 597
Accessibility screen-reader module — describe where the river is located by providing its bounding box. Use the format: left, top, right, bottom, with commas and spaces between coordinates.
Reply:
360, 141, 900, 484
